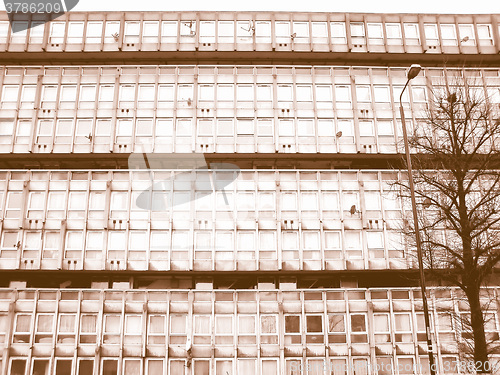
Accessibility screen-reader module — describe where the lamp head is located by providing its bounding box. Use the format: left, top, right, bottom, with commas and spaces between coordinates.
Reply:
407, 64, 422, 80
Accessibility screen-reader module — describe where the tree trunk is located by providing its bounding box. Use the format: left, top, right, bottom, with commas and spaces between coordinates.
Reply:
467, 285, 490, 373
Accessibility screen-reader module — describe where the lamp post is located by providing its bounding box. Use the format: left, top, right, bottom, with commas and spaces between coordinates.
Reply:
399, 64, 436, 375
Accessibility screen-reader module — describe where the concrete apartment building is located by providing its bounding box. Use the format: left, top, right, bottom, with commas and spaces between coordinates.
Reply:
0, 11, 499, 375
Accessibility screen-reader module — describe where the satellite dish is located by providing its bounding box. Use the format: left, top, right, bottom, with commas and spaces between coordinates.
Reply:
336, 131, 343, 138
350, 205, 357, 215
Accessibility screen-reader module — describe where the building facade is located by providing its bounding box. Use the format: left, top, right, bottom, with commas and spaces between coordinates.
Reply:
0, 11, 499, 375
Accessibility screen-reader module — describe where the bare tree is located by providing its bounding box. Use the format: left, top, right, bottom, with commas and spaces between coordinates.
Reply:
396, 69, 500, 373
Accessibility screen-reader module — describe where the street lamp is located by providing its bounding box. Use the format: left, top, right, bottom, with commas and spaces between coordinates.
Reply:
399, 64, 436, 375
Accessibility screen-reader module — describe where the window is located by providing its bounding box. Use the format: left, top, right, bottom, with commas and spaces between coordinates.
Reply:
297, 119, 314, 137
50, 22, 66, 44
161, 21, 177, 41
68, 192, 86, 218
110, 191, 128, 218
236, 85, 253, 102
394, 313, 412, 342
478, 24, 494, 45
22, 232, 41, 259
458, 24, 475, 46
177, 85, 193, 102
424, 24, 439, 45
311, 22, 328, 40
257, 119, 273, 138
256, 85, 272, 102
296, 85, 312, 102
350, 314, 367, 343
277, 85, 293, 102
260, 315, 278, 344
237, 21, 253, 41
20, 85, 36, 108
350, 23, 365, 43
10, 359, 27, 375
331, 23, 347, 44
404, 23, 420, 45
169, 315, 187, 341
124, 315, 142, 344
411, 86, 427, 102
440, 24, 457, 46
138, 85, 155, 102
128, 231, 147, 260
31, 360, 52, 375
0, 22, 8, 43
65, 231, 83, 259
199, 85, 214, 102
80, 314, 97, 343
10, 22, 27, 43
108, 231, 126, 260
367, 23, 384, 45
315, 85, 332, 102
194, 315, 211, 344
79, 85, 97, 107
359, 121, 374, 136
356, 86, 371, 102
278, 119, 294, 137
123, 359, 141, 375
41, 232, 58, 259
335, 85, 351, 108
180, 21, 196, 37
1, 85, 19, 108
306, 315, 323, 343
374, 314, 390, 343
6, 192, 22, 219
124, 22, 140, 38
146, 360, 164, 375
374, 86, 390, 102
292, 22, 309, 43
317, 120, 334, 137
103, 315, 121, 344
142, 21, 159, 43
199, 21, 215, 43
119, 85, 135, 103
35, 314, 54, 342
218, 21, 234, 42
238, 315, 256, 344
158, 85, 175, 103
275, 21, 290, 39
104, 21, 120, 44
86, 22, 103, 43
27, 191, 45, 218
99, 85, 115, 104
60, 85, 77, 106
328, 314, 346, 343
397, 357, 415, 375
67, 22, 84, 43
377, 120, 394, 136
284, 315, 301, 344
386, 23, 402, 45
58, 314, 76, 342
147, 315, 165, 345
217, 85, 234, 101
102, 359, 118, 375
217, 119, 233, 136
215, 315, 233, 344
55, 360, 73, 375
85, 231, 103, 260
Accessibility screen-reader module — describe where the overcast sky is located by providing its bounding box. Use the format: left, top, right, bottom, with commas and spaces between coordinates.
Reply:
1, 0, 499, 13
